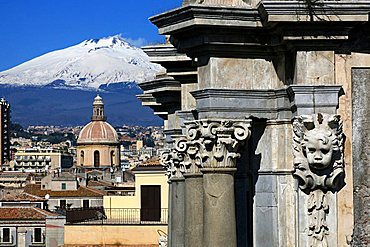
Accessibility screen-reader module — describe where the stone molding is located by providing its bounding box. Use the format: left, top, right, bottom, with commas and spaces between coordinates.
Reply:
287, 85, 342, 116
292, 113, 344, 246
259, 1, 370, 22
192, 88, 291, 119
150, 3, 370, 56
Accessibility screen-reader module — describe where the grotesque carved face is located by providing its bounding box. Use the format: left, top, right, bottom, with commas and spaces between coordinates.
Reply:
304, 130, 333, 170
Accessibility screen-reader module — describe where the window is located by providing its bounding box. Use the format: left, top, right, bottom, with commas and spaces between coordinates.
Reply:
33, 228, 42, 243
61, 183, 66, 190
83, 200, 89, 208
94, 151, 100, 167
60, 200, 66, 209
1, 228, 10, 243
110, 151, 115, 167
80, 151, 84, 166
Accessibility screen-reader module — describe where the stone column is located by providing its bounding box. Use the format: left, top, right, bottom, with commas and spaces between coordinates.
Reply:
171, 177, 185, 247
167, 180, 173, 247
174, 135, 204, 246
161, 143, 186, 247
184, 173, 203, 246
183, 119, 251, 247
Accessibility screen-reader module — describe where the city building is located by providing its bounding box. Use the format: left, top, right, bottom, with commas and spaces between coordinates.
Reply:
138, 1, 370, 246
0, 98, 10, 170
0, 207, 65, 247
63, 157, 168, 246
24, 173, 105, 211
13, 147, 73, 173
77, 95, 120, 169
0, 190, 46, 208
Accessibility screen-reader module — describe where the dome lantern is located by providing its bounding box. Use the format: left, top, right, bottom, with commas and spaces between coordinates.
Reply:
92, 95, 106, 121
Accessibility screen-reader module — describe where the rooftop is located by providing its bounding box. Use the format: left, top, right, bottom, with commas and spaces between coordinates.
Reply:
24, 184, 105, 198
0, 207, 58, 220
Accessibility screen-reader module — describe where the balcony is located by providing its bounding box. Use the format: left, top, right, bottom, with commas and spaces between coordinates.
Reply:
66, 207, 168, 225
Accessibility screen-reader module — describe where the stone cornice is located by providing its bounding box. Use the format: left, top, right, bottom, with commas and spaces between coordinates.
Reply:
150, 5, 262, 34
150, 2, 370, 55
138, 77, 181, 94
142, 44, 192, 62
259, 1, 370, 22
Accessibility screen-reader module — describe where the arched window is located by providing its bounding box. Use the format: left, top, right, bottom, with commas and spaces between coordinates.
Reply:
94, 151, 100, 167
110, 151, 115, 167
80, 151, 84, 166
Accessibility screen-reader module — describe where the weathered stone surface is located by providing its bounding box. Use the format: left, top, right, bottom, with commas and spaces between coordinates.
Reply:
203, 171, 237, 247
184, 175, 203, 247
143, 2, 370, 247
352, 68, 370, 246
198, 57, 284, 91
191, 89, 291, 120
170, 178, 185, 247
287, 85, 342, 116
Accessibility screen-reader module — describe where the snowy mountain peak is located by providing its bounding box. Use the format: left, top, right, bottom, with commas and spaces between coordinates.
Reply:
0, 35, 163, 90
81, 35, 132, 50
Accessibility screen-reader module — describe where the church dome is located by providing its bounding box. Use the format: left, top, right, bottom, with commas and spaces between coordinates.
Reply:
77, 95, 119, 145
77, 121, 119, 144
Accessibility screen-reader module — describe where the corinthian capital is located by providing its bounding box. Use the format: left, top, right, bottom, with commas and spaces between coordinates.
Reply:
160, 137, 187, 180
184, 119, 251, 170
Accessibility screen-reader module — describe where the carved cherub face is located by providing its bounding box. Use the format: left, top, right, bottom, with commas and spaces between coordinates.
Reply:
304, 130, 333, 170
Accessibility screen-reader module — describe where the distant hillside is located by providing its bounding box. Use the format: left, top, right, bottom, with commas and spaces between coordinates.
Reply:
0, 85, 162, 127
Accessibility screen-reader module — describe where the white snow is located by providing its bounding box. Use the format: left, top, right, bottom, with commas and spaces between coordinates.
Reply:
0, 35, 164, 89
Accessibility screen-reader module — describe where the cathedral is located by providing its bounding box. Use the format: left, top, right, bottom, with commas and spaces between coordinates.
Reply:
77, 95, 120, 169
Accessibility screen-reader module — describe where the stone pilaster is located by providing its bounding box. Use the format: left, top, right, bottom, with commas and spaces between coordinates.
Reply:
183, 119, 251, 247
292, 113, 344, 246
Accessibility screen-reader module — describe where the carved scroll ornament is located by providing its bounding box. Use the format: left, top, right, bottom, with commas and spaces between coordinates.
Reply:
161, 120, 251, 179
184, 119, 251, 170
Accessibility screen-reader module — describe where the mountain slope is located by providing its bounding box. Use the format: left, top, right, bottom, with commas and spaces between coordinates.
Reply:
0, 35, 163, 89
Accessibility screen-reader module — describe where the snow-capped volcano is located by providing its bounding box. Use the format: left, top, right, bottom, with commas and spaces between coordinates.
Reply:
0, 35, 163, 89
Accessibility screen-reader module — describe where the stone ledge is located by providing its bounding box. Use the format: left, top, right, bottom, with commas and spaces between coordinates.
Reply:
191, 88, 292, 119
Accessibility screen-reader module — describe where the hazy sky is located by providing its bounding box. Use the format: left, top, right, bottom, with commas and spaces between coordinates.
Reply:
0, 0, 182, 71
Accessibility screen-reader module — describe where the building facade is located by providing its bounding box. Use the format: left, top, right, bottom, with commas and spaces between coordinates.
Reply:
14, 148, 73, 172
77, 95, 120, 169
139, 1, 370, 246
0, 98, 10, 170
0, 207, 65, 247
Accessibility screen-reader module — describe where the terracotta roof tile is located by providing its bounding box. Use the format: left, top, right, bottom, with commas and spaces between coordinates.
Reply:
0, 207, 57, 220
24, 184, 105, 198
1, 192, 45, 202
